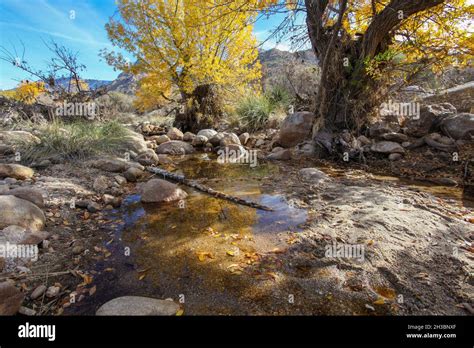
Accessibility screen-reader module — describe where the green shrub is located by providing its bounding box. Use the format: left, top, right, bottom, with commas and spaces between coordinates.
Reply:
265, 85, 293, 110
18, 120, 129, 163
236, 94, 275, 132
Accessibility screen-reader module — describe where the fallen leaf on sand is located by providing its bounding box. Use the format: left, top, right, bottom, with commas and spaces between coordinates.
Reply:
374, 298, 385, 305
196, 251, 213, 262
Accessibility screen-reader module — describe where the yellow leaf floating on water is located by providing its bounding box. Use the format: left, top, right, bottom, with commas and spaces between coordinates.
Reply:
226, 250, 235, 256
176, 308, 184, 316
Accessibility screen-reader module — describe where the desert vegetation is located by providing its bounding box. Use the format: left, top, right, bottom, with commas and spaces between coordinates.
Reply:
0, 0, 472, 322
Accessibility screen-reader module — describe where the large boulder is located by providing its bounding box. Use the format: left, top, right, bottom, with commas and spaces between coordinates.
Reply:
197, 129, 217, 139
140, 179, 188, 203
403, 103, 456, 137
371, 141, 405, 154
167, 127, 184, 141
0, 281, 24, 315
120, 129, 148, 154
96, 296, 180, 316
0, 164, 34, 180
278, 112, 315, 148
440, 113, 474, 140
0, 196, 45, 231
0, 187, 45, 208
156, 141, 195, 155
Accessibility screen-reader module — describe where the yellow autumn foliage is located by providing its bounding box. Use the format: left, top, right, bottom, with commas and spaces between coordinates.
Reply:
104, 0, 263, 112
13, 81, 46, 104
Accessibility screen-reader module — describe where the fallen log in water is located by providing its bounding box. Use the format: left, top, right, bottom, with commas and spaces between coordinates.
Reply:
146, 166, 274, 211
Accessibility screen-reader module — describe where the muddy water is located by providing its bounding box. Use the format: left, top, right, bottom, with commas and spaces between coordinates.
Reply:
68, 155, 472, 315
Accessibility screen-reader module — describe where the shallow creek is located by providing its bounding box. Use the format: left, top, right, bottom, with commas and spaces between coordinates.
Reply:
67, 154, 472, 315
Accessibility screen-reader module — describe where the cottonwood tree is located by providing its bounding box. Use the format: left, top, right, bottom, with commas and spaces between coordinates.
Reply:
103, 0, 263, 129
256, 0, 473, 135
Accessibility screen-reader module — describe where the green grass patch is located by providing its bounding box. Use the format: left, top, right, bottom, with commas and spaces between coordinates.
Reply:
17, 120, 130, 163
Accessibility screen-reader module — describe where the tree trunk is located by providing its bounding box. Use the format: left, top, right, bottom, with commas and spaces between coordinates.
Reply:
173, 84, 224, 133
304, 0, 445, 137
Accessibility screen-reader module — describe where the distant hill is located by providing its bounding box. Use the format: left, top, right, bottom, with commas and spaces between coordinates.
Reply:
105, 48, 320, 95
54, 77, 112, 91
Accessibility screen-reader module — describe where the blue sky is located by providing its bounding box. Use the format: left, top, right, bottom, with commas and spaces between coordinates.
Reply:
0, 0, 296, 90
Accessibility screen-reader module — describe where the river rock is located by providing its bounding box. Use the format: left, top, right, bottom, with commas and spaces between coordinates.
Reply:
183, 132, 196, 142
140, 179, 188, 203
239, 132, 250, 145
0, 187, 44, 208
0, 225, 48, 245
371, 141, 405, 154
96, 296, 180, 316
388, 153, 403, 161
197, 129, 217, 139
30, 285, 47, 300
266, 149, 291, 161
87, 202, 101, 213
0, 164, 34, 180
45, 286, 60, 298
114, 175, 127, 186
91, 158, 143, 173
156, 141, 195, 155
299, 168, 329, 184
135, 149, 159, 166
93, 176, 109, 193
381, 132, 409, 143
0, 131, 40, 146
0, 281, 24, 315
217, 144, 249, 163
404, 103, 456, 137
219, 132, 241, 147
439, 113, 474, 140
278, 112, 315, 148
0, 196, 45, 231
150, 135, 170, 145
0, 225, 27, 243
167, 127, 184, 140
192, 135, 208, 147
123, 167, 144, 182
209, 133, 225, 147
120, 129, 149, 154
369, 121, 401, 138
